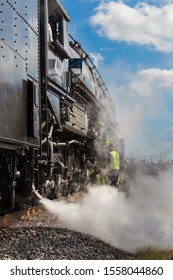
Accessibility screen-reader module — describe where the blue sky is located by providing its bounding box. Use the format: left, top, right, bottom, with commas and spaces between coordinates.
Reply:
60, 0, 173, 161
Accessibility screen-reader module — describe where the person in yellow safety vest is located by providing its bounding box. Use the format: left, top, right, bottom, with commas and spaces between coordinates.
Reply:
107, 143, 120, 187
102, 130, 110, 147
100, 129, 110, 168
95, 171, 106, 185
89, 165, 106, 186
96, 173, 104, 185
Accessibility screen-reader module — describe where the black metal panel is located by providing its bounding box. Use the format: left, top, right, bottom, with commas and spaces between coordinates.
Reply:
0, 0, 40, 146
12, 0, 39, 31
25, 0, 39, 80
0, 41, 28, 143
0, 0, 39, 81
0, 1, 28, 59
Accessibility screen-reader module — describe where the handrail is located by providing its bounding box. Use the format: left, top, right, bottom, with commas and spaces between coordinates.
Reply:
69, 34, 110, 98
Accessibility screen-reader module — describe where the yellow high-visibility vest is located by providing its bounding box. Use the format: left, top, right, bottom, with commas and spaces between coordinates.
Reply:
103, 138, 110, 146
96, 174, 106, 185
102, 132, 110, 147
109, 150, 120, 170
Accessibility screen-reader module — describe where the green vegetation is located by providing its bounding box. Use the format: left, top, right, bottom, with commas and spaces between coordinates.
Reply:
130, 247, 173, 260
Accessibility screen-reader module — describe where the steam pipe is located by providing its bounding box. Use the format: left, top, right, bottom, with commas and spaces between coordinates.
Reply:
41, 121, 47, 130
41, 116, 55, 145
51, 140, 84, 147
47, 140, 54, 179
68, 140, 84, 146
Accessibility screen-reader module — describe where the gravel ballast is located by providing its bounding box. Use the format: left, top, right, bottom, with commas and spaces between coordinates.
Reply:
0, 210, 133, 260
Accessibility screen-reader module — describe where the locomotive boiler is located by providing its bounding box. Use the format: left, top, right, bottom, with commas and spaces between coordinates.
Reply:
0, 0, 118, 213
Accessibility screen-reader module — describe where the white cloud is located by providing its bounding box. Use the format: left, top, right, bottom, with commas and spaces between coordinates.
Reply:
130, 68, 173, 97
89, 52, 104, 67
90, 1, 173, 52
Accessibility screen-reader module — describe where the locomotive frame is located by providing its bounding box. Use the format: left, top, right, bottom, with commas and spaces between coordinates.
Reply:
0, 0, 117, 213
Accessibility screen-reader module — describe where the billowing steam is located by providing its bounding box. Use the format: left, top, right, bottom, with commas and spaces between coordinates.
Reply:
41, 166, 173, 253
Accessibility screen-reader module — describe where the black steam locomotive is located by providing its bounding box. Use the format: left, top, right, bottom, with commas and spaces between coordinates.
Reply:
0, 0, 118, 213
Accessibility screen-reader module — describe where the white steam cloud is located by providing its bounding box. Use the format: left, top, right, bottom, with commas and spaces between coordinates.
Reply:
41, 167, 173, 253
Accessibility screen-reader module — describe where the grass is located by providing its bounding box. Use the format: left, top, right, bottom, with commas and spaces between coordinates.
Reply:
130, 247, 173, 260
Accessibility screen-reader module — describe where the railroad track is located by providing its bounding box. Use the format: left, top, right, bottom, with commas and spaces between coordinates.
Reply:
0, 191, 83, 226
